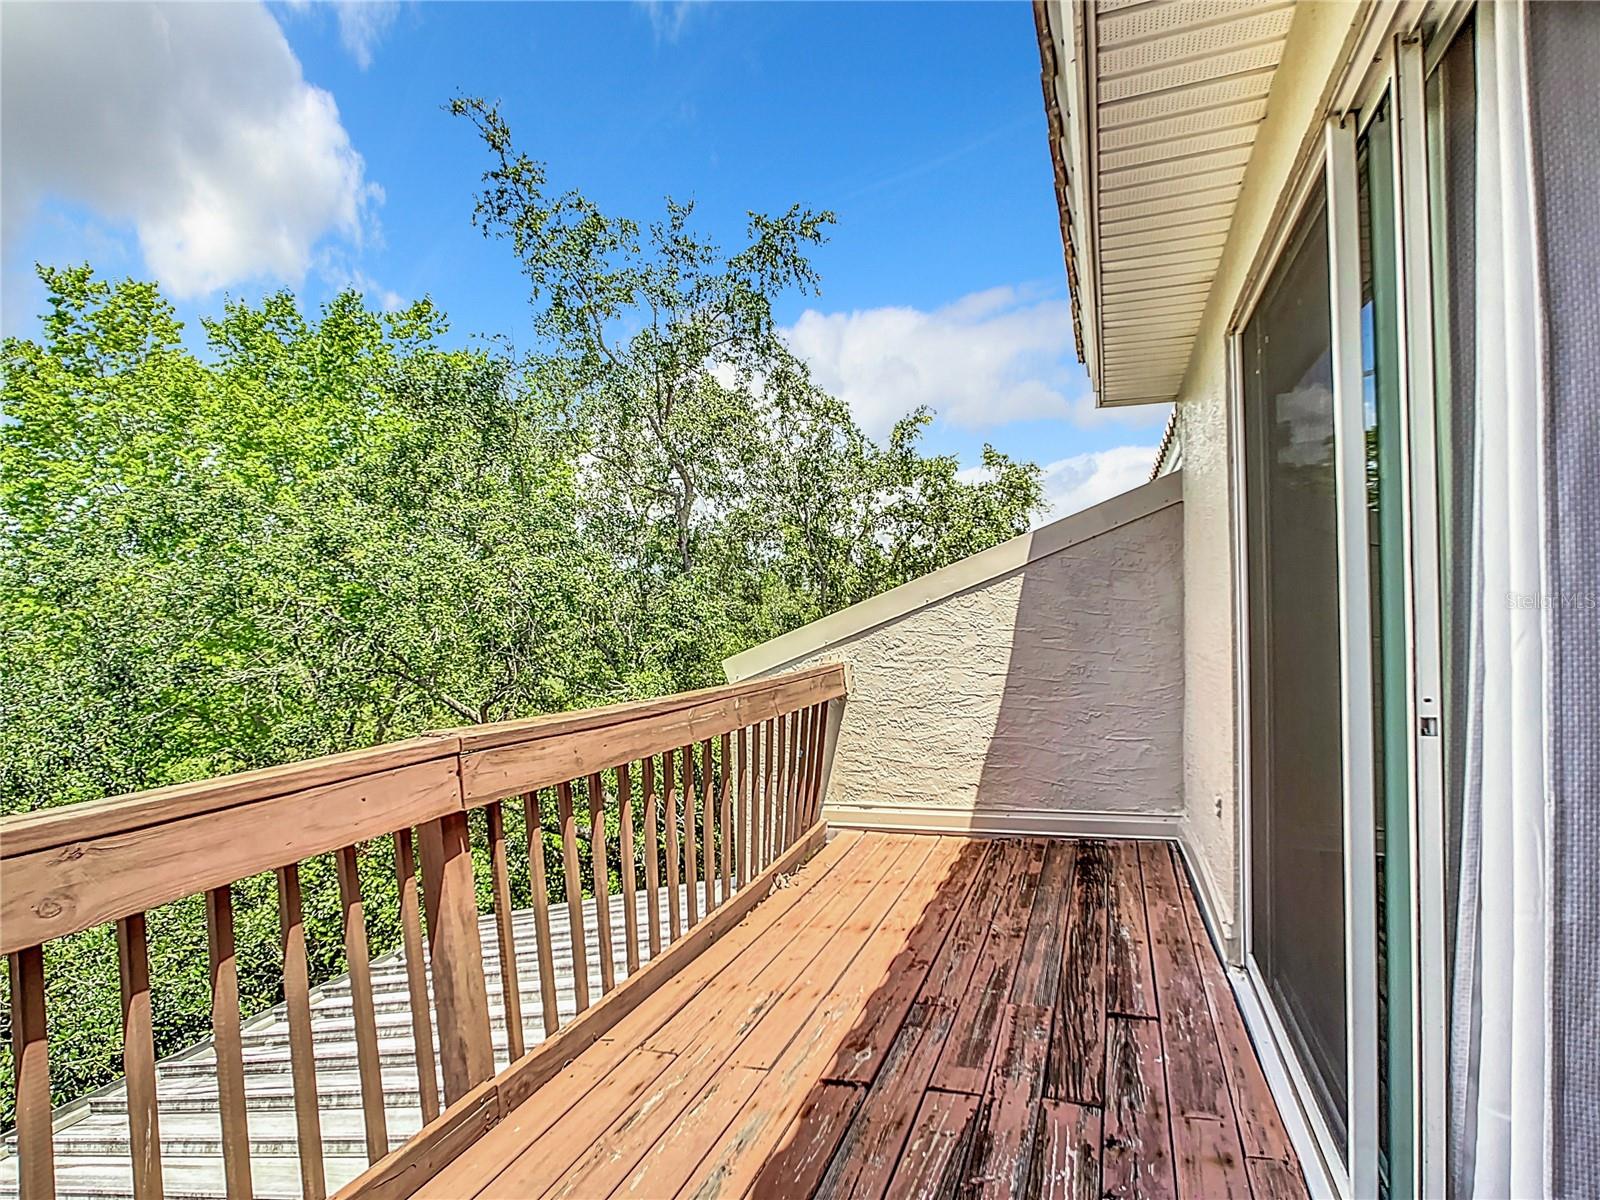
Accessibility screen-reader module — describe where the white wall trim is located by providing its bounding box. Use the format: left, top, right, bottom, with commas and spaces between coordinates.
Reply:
823, 804, 1182, 841
724, 473, 1183, 681
1176, 829, 1239, 962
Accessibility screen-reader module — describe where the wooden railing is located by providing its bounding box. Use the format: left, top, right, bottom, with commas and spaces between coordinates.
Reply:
0, 664, 845, 1200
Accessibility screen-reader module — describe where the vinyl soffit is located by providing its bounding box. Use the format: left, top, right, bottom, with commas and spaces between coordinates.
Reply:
1100, 120, 1262, 168
1082, 0, 1295, 406
1100, 214, 1236, 251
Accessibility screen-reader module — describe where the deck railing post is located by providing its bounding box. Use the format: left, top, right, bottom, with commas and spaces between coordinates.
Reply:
814, 695, 844, 823
418, 811, 495, 1101
9, 945, 54, 1200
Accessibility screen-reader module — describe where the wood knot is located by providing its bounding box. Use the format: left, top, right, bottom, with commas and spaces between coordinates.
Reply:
34, 896, 64, 919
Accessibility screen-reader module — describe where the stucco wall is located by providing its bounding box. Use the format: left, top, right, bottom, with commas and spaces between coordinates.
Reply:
726, 477, 1184, 835
1172, 1, 1364, 948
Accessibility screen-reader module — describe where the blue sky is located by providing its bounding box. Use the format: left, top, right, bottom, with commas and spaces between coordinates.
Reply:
1, 1, 1169, 519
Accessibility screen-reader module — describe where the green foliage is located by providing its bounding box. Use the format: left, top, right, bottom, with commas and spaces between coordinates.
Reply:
0, 106, 1043, 1127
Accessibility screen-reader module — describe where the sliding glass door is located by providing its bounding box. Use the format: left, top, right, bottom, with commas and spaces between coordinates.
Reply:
1237, 14, 1477, 1199
1240, 185, 1349, 1155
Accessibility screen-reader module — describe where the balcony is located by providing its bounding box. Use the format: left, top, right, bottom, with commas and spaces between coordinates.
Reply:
0, 663, 1302, 1200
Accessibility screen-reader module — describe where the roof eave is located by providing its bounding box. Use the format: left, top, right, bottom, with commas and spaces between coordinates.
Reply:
1033, 0, 1097, 386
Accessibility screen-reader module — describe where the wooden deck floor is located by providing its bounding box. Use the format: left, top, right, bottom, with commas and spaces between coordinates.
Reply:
416, 832, 1306, 1199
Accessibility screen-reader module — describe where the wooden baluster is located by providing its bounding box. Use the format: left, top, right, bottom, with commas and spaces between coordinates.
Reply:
756, 719, 770, 871
754, 720, 767, 869
484, 804, 527, 1061
787, 707, 805, 835
417, 814, 494, 1102
743, 726, 756, 882
206, 886, 253, 1199
9, 945, 54, 1200
797, 705, 816, 827
588, 772, 616, 994
787, 709, 803, 847
736, 726, 750, 891
766, 719, 779, 866
334, 846, 390, 1162
642, 757, 662, 957
617, 763, 641, 975
794, 710, 808, 831
521, 794, 560, 1036
394, 829, 441, 1120
771, 720, 784, 857
768, 716, 781, 857
749, 724, 760, 875
556, 782, 590, 1012
701, 739, 717, 912
663, 748, 682, 942
787, 713, 800, 857
789, 707, 807, 837
681, 743, 699, 928
276, 863, 326, 1200
719, 732, 733, 904
116, 913, 163, 1200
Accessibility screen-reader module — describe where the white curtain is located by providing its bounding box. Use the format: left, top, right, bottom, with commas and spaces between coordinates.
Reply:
1449, 2, 1552, 1195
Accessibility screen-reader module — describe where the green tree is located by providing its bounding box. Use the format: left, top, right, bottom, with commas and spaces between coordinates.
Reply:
0, 123, 1044, 1123
452, 95, 1044, 682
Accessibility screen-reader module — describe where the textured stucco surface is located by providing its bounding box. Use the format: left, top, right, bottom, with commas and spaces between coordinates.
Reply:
1173, 1, 1363, 948
744, 500, 1183, 824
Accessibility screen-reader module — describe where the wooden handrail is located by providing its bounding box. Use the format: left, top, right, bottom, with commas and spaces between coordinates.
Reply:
0, 665, 844, 863
0, 735, 460, 861
1, 663, 845, 1200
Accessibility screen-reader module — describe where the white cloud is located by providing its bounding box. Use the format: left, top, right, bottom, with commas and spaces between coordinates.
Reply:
1037, 445, 1160, 522
637, 0, 702, 43
319, 255, 405, 312
784, 286, 1110, 441
1, 2, 378, 299
335, 1, 401, 70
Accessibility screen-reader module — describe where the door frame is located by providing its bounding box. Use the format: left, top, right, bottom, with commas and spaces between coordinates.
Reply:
1224, 14, 1452, 1197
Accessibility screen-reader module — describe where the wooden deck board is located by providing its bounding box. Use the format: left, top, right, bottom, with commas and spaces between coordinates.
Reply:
1050, 839, 1110, 1107
1103, 1016, 1177, 1199
1107, 841, 1158, 1019
965, 1002, 1054, 1198
677, 845, 994, 1197
415, 832, 869, 1199
1036, 1100, 1102, 1200
1140, 842, 1252, 1200
749, 1082, 864, 1200
1172, 851, 1304, 1187
823, 840, 990, 1085
929, 840, 1046, 1094
535, 838, 934, 1199
882, 1090, 979, 1200
1009, 841, 1075, 1010
433, 834, 1304, 1200
490, 836, 922, 1198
